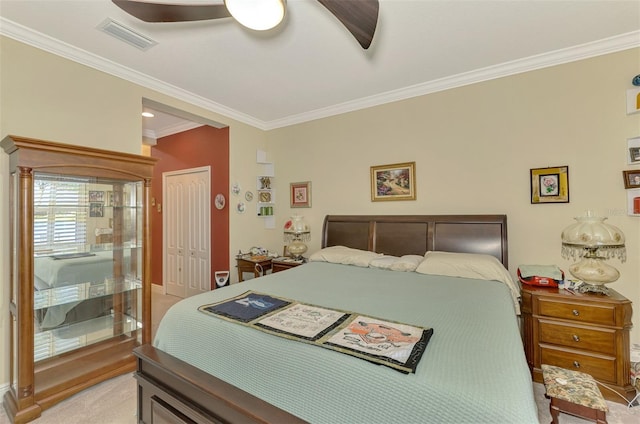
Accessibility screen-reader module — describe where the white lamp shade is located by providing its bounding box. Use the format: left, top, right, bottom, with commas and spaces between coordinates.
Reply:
561, 214, 625, 248
224, 0, 286, 31
561, 212, 626, 288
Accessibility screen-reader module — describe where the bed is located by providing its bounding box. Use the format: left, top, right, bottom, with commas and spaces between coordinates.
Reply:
134, 214, 539, 423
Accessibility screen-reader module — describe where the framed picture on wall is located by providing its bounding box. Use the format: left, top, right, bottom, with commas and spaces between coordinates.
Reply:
626, 88, 640, 115
622, 170, 640, 188
628, 136, 640, 164
530, 166, 569, 204
370, 162, 416, 201
290, 181, 311, 208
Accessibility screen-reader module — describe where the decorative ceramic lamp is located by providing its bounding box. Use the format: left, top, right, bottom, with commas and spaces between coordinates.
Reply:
561, 212, 626, 294
283, 215, 310, 260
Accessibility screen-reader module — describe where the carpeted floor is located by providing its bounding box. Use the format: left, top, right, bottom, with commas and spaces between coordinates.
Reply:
0, 375, 637, 424
1, 291, 638, 423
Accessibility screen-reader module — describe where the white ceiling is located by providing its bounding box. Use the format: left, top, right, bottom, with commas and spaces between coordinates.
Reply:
1, 0, 640, 135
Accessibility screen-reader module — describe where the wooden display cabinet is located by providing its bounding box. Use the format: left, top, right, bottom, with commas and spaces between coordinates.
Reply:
1, 136, 156, 423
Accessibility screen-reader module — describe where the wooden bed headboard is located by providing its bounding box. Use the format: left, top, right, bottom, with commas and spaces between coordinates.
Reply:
321, 214, 508, 268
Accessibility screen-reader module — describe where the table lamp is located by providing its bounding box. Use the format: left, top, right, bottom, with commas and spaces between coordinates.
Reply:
284, 215, 310, 260
561, 211, 626, 294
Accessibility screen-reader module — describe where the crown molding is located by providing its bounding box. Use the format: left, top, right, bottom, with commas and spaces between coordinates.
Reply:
2, 17, 638, 131
265, 30, 640, 130
0, 18, 265, 129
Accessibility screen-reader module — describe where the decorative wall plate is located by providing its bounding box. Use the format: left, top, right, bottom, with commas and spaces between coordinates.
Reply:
215, 193, 226, 210
245, 191, 254, 201
232, 182, 241, 195
236, 202, 246, 213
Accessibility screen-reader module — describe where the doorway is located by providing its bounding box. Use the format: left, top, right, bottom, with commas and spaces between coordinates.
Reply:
163, 166, 211, 298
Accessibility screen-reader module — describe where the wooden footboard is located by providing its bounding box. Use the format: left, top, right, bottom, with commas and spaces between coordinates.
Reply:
133, 344, 308, 424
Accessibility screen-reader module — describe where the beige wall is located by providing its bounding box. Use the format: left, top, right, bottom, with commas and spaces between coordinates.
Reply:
1, 35, 639, 389
0, 36, 270, 387
266, 49, 640, 345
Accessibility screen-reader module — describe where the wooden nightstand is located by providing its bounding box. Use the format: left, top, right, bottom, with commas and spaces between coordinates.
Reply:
272, 258, 305, 273
521, 285, 635, 403
236, 256, 272, 282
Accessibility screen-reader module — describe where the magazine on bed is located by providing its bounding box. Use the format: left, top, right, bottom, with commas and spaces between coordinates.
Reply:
199, 291, 433, 374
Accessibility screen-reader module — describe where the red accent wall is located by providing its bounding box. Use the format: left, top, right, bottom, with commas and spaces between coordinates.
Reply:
150, 125, 230, 289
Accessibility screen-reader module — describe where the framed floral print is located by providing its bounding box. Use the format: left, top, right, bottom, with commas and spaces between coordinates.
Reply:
530, 166, 569, 204
290, 181, 311, 208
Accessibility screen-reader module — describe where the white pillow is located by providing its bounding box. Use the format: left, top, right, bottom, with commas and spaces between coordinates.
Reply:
369, 256, 399, 270
389, 255, 424, 272
415, 251, 520, 313
309, 246, 383, 267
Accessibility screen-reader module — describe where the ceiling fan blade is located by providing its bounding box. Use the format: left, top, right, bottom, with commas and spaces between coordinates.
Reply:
112, 0, 231, 23
316, 0, 378, 49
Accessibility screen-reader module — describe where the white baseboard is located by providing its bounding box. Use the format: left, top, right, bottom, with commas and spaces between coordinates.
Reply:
151, 283, 165, 295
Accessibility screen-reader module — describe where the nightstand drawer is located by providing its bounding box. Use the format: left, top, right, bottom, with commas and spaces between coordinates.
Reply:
538, 298, 616, 326
539, 320, 616, 354
540, 345, 616, 382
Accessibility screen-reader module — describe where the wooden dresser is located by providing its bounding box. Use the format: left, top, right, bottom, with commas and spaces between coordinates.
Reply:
521, 285, 635, 403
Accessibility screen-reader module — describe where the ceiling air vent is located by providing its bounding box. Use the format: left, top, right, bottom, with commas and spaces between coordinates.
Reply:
98, 18, 157, 51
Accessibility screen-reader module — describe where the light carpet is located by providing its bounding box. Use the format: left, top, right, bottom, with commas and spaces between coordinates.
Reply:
0, 375, 638, 423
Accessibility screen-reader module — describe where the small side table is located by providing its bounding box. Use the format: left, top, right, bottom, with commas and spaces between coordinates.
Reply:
236, 255, 272, 282
272, 257, 305, 274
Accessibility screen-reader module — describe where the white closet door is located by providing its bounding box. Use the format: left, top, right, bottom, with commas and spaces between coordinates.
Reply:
163, 167, 211, 298
185, 171, 211, 297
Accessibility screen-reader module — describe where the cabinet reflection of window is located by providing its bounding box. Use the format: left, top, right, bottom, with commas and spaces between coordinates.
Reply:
34, 177, 87, 253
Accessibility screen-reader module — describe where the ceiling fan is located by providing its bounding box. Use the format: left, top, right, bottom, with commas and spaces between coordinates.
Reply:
112, 0, 379, 49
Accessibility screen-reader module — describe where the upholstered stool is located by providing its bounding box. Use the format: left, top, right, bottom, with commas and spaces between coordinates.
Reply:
631, 361, 640, 405
542, 364, 608, 424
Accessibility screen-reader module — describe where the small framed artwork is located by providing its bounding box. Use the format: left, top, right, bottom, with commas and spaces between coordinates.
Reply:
290, 181, 311, 208
628, 136, 640, 164
258, 191, 272, 203
371, 162, 416, 202
89, 190, 104, 202
530, 166, 569, 204
89, 202, 104, 217
626, 88, 640, 115
622, 170, 640, 188
105, 191, 114, 206
259, 176, 272, 190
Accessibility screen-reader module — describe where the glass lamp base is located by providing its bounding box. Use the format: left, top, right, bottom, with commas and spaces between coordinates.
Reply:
287, 241, 307, 260
568, 257, 620, 285
576, 283, 610, 295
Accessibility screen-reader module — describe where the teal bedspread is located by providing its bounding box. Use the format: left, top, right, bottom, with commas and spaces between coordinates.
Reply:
154, 262, 539, 423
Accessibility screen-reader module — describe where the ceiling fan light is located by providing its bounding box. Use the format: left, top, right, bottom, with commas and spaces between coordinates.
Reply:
224, 0, 285, 31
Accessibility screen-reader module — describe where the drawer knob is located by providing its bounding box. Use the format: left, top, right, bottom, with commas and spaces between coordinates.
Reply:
573, 361, 580, 369
572, 334, 580, 342
572, 309, 580, 316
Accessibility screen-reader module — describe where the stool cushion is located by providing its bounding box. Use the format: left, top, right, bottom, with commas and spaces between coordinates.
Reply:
542, 364, 608, 412
631, 362, 640, 391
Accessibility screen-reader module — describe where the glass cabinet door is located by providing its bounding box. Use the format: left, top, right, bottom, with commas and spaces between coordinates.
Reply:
32, 172, 144, 362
